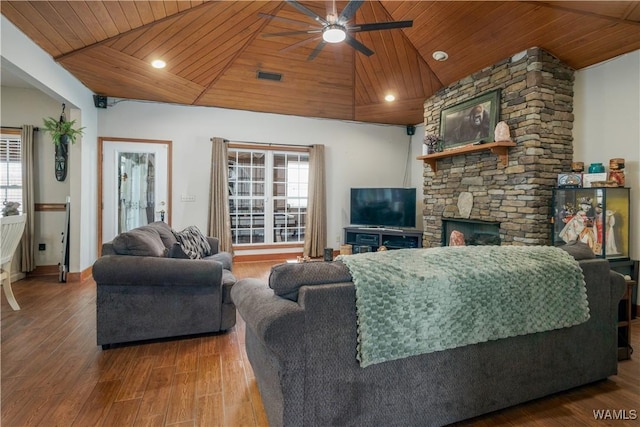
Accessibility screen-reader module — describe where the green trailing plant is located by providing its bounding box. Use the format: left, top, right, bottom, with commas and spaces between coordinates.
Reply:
42, 116, 85, 145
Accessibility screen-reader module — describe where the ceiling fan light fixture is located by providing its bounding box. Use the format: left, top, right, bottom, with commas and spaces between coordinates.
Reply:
323, 25, 346, 43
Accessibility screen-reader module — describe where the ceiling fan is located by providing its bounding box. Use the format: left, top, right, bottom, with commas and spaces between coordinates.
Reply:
260, 0, 413, 60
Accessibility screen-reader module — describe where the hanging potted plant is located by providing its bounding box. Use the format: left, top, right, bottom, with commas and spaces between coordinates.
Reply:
42, 104, 84, 182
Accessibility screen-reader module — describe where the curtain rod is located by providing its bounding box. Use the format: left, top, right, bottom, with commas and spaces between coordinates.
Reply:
1, 126, 39, 131
213, 138, 311, 148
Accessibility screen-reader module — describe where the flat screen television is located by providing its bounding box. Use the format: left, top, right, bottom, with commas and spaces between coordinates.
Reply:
350, 188, 416, 228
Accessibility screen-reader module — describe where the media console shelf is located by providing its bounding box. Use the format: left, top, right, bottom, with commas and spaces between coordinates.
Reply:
344, 227, 423, 251
417, 141, 516, 173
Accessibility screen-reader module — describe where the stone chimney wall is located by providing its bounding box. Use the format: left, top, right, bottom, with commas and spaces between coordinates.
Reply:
422, 47, 575, 247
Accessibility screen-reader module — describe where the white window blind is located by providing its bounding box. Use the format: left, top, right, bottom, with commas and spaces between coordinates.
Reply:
0, 134, 22, 212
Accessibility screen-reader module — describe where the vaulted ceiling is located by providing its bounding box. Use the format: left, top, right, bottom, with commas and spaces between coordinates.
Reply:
2, 1, 640, 125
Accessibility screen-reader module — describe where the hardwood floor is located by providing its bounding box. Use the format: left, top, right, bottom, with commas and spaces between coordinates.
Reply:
2, 261, 639, 426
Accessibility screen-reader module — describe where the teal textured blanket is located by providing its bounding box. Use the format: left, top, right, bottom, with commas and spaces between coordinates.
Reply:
337, 246, 590, 368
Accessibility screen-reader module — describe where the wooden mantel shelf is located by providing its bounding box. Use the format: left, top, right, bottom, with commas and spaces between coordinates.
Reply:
416, 141, 516, 172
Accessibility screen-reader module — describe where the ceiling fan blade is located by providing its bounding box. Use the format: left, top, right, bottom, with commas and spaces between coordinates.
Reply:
263, 29, 322, 38
280, 36, 322, 53
286, 0, 328, 25
339, 1, 364, 22
344, 35, 374, 56
349, 20, 413, 32
258, 12, 317, 28
308, 40, 327, 61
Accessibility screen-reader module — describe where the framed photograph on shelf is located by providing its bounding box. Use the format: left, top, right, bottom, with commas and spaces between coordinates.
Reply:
440, 89, 501, 150
557, 173, 583, 188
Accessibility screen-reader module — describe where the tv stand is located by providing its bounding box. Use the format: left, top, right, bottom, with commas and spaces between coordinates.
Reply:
344, 227, 423, 251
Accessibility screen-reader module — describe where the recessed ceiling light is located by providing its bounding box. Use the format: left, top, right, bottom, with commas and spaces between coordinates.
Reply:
432, 51, 448, 62
151, 59, 166, 69
385, 94, 395, 102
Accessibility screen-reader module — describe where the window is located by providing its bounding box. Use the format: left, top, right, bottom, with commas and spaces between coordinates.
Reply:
228, 147, 309, 245
0, 131, 22, 213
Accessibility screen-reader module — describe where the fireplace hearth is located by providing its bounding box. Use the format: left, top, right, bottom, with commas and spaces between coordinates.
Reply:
442, 219, 501, 246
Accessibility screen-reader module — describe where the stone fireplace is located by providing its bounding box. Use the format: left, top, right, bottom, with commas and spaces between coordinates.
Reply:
421, 48, 575, 248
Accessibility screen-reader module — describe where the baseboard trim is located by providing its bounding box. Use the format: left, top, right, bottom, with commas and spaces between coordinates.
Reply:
27, 265, 59, 276
233, 252, 304, 263
232, 250, 340, 263
27, 265, 93, 282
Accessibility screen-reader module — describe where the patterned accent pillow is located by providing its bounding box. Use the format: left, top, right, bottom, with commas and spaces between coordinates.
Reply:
173, 226, 211, 259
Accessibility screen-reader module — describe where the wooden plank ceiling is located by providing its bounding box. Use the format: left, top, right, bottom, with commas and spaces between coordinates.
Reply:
2, 1, 639, 125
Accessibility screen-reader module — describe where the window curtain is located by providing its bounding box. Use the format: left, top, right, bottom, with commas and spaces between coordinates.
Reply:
303, 144, 326, 258
20, 125, 35, 272
208, 137, 233, 253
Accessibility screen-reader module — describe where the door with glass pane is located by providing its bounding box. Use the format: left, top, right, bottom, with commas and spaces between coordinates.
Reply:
100, 138, 171, 247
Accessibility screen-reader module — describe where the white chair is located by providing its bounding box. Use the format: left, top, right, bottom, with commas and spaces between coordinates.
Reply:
1, 214, 26, 311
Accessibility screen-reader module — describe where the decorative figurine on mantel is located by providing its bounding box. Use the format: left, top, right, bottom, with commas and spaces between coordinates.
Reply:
494, 121, 512, 142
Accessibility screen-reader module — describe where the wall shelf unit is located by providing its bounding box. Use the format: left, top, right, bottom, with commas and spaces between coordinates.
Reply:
417, 141, 516, 172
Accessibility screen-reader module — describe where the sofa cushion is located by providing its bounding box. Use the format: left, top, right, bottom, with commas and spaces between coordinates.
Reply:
168, 242, 190, 259
222, 270, 237, 304
269, 261, 352, 301
112, 227, 168, 257
143, 221, 178, 248
173, 225, 212, 259
558, 241, 596, 260
204, 251, 233, 271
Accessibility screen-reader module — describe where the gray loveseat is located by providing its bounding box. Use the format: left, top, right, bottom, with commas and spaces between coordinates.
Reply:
231, 246, 625, 426
93, 221, 236, 349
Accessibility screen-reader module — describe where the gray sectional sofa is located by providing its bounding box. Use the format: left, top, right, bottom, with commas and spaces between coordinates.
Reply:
231, 245, 626, 426
93, 221, 236, 349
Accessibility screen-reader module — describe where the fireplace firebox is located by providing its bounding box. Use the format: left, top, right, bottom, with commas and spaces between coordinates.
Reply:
442, 219, 501, 246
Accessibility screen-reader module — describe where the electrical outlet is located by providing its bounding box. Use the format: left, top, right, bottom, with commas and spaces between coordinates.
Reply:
38, 243, 46, 251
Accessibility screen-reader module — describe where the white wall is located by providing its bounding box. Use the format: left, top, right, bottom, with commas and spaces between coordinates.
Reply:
0, 87, 71, 266
98, 101, 412, 253
1, 16, 98, 273
574, 50, 640, 259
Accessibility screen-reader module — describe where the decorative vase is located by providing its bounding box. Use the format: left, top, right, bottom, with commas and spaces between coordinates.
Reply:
55, 135, 69, 182
422, 144, 434, 155
588, 162, 604, 173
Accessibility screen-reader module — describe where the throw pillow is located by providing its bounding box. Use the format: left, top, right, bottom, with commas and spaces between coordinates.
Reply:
143, 221, 178, 249
168, 242, 190, 259
173, 226, 211, 259
112, 227, 168, 257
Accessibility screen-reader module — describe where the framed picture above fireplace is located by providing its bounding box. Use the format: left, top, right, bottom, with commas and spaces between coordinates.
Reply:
440, 89, 501, 150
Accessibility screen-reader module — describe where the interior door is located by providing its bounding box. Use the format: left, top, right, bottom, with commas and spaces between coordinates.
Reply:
99, 138, 171, 249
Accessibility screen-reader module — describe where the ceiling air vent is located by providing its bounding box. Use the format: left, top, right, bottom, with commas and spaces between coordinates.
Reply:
256, 70, 283, 82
